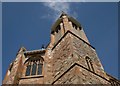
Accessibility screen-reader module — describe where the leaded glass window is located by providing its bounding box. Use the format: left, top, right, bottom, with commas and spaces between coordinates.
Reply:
25, 57, 43, 76
25, 64, 31, 76
38, 64, 42, 75
31, 62, 37, 75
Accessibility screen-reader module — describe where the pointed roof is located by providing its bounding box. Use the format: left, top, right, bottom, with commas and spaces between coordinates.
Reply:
51, 12, 82, 33
59, 11, 68, 18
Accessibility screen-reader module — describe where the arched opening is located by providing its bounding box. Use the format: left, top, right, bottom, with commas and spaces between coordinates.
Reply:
85, 56, 94, 72
25, 57, 44, 76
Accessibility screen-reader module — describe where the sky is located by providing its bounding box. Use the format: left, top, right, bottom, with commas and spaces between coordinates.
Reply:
2, 2, 119, 83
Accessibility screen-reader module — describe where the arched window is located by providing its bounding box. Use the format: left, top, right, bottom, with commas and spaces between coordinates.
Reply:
25, 57, 43, 76
85, 56, 94, 72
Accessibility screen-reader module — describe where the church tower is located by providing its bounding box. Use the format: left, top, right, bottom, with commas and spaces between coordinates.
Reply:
3, 13, 120, 85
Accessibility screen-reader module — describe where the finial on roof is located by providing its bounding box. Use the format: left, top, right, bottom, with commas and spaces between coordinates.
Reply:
41, 44, 45, 50
60, 11, 67, 18
18, 46, 26, 53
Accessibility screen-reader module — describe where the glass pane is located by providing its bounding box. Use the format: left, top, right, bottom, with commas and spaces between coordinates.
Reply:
25, 65, 31, 76
31, 63, 37, 75
38, 64, 42, 75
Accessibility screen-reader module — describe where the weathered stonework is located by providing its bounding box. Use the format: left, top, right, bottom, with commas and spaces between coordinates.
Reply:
53, 64, 109, 84
52, 33, 73, 81
3, 13, 120, 85
19, 76, 44, 84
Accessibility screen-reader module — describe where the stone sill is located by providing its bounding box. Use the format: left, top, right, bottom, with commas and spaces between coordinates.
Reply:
20, 75, 44, 79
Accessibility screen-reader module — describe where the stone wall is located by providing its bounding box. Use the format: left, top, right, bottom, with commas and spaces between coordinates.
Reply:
3, 53, 24, 84
71, 32, 106, 78
55, 28, 62, 44
51, 31, 110, 84
54, 64, 110, 84
52, 33, 73, 82
19, 77, 44, 84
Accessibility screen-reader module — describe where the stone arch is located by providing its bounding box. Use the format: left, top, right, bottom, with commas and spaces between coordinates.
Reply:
85, 56, 94, 72
24, 56, 44, 76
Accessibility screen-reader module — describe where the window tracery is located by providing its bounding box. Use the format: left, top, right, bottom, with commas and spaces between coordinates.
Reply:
25, 57, 43, 76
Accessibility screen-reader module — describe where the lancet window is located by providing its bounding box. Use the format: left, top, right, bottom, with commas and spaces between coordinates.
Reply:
85, 56, 94, 72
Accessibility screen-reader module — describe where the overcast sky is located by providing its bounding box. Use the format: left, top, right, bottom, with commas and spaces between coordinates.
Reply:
2, 2, 119, 83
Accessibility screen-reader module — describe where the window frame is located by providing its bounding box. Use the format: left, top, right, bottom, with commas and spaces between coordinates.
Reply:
85, 56, 94, 72
25, 57, 44, 77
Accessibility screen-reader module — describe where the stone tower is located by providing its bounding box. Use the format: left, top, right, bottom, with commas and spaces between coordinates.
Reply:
3, 13, 120, 85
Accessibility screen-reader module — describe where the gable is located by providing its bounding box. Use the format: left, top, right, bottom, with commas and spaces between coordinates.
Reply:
52, 63, 110, 84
